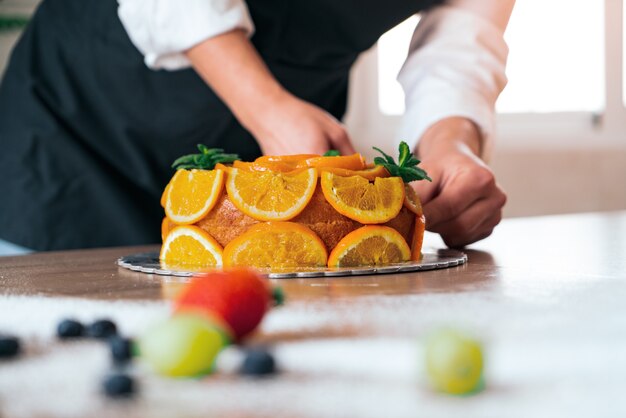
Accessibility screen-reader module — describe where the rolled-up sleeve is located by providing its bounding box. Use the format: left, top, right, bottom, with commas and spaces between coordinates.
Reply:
117, 0, 255, 70
396, 2, 510, 159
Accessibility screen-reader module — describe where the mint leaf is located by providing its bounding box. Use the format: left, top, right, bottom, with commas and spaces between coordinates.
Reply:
323, 150, 341, 157
373, 142, 431, 183
172, 144, 241, 170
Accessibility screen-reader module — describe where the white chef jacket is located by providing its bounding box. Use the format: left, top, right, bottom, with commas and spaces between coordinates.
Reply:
117, 0, 511, 159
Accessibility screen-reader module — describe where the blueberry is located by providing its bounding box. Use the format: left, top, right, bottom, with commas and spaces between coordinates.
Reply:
0, 335, 20, 358
57, 319, 85, 339
102, 373, 136, 398
109, 336, 134, 365
86, 319, 117, 339
240, 348, 276, 376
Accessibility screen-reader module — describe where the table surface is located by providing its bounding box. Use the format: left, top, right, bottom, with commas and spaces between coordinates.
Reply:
1, 211, 625, 418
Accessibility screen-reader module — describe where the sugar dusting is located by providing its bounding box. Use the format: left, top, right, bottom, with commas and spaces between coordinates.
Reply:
1, 285, 626, 417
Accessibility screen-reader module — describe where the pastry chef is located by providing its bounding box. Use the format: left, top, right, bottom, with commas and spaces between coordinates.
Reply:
0, 0, 512, 253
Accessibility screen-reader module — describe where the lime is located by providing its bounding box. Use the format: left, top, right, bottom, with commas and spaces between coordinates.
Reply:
139, 313, 230, 377
424, 329, 484, 395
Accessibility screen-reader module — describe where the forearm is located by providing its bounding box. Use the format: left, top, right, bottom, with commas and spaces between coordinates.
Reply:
185, 29, 354, 156
397, 0, 513, 161
185, 29, 289, 134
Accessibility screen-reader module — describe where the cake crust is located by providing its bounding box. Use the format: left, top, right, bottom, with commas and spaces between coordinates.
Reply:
170, 187, 416, 251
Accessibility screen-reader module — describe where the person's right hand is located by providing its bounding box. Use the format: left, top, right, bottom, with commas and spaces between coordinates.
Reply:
186, 30, 355, 156
248, 94, 356, 156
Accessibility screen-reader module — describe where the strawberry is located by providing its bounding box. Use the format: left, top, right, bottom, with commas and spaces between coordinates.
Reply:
173, 269, 283, 341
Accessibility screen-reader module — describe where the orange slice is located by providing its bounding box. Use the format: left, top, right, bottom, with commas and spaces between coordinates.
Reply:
232, 160, 296, 173
403, 184, 423, 216
319, 165, 390, 181
328, 225, 411, 267
411, 214, 426, 261
165, 169, 225, 224
256, 154, 318, 164
296, 153, 366, 170
161, 217, 171, 242
225, 167, 317, 221
160, 225, 223, 267
320, 171, 405, 224
223, 222, 328, 268
160, 180, 171, 208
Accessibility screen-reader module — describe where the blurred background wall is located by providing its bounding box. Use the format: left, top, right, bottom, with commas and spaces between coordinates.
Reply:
2, 0, 625, 218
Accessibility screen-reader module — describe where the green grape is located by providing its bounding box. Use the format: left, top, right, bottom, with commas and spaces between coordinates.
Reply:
424, 329, 484, 395
139, 313, 230, 377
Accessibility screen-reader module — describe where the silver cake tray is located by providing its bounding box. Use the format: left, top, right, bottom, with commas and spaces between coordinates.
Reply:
116, 249, 467, 279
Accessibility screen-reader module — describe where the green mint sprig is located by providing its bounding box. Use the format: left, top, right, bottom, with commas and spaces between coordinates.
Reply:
373, 142, 432, 183
323, 150, 341, 157
172, 144, 240, 170
0, 16, 29, 32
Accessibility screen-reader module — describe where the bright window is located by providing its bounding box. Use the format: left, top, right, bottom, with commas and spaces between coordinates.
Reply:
378, 0, 606, 115
377, 16, 418, 115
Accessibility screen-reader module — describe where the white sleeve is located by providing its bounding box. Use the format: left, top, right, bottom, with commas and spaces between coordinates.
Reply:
117, 0, 255, 71
396, 1, 511, 159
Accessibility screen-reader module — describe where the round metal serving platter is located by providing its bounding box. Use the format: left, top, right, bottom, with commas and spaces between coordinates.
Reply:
117, 249, 467, 279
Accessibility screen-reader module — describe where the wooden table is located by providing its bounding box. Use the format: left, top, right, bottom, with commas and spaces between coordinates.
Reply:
1, 211, 625, 417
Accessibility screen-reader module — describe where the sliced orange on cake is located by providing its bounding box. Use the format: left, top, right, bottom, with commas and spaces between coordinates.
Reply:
160, 181, 171, 208
403, 184, 423, 216
161, 217, 171, 242
160, 225, 223, 267
223, 222, 328, 268
321, 172, 405, 224
165, 169, 225, 224
411, 214, 426, 261
225, 167, 317, 221
318, 165, 390, 181
249, 153, 367, 172
232, 160, 296, 173
328, 225, 411, 267
295, 153, 366, 171
255, 154, 318, 164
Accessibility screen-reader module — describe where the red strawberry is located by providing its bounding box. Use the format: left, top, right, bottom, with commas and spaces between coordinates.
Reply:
174, 269, 282, 341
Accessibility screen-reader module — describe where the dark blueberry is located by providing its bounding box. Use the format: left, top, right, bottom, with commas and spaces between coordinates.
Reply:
57, 319, 85, 339
0, 335, 20, 358
102, 373, 136, 398
240, 348, 277, 376
109, 336, 134, 365
86, 319, 118, 339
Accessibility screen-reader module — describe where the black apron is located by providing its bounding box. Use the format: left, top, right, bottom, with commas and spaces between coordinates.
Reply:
0, 0, 443, 251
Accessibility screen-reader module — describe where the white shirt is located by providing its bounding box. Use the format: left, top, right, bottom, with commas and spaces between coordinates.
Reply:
117, 0, 512, 159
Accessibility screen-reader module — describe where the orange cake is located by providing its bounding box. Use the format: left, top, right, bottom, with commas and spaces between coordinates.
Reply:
159, 143, 430, 270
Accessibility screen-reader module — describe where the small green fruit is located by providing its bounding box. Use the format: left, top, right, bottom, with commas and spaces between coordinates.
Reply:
139, 313, 230, 377
425, 329, 484, 395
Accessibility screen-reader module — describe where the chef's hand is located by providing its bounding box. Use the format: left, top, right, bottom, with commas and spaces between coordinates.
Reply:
186, 30, 355, 155
411, 117, 507, 248
251, 94, 355, 156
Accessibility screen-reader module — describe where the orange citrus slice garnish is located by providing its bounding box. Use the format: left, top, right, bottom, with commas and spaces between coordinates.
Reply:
256, 154, 318, 164
160, 180, 171, 208
225, 167, 318, 221
165, 169, 225, 224
161, 217, 171, 242
296, 153, 366, 170
160, 225, 223, 267
403, 184, 423, 216
223, 222, 328, 268
320, 171, 405, 224
319, 165, 390, 181
232, 160, 296, 173
250, 153, 367, 172
411, 214, 426, 261
328, 225, 411, 267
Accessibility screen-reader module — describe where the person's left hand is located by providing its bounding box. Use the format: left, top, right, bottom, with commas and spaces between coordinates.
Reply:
411, 117, 507, 248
